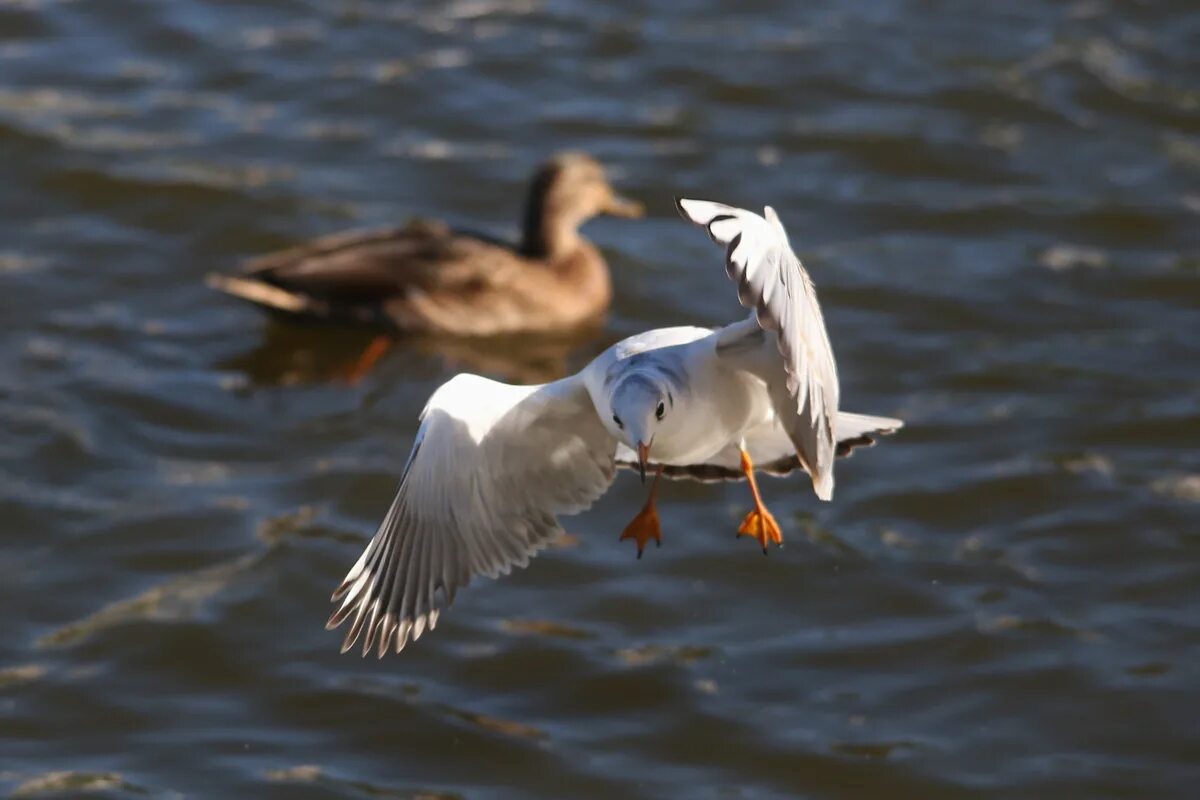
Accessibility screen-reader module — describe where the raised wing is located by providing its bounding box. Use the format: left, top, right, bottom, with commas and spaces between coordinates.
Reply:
677, 198, 840, 499
327, 373, 616, 656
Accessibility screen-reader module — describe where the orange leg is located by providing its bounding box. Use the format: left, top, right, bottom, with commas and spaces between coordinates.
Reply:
620, 465, 664, 559
342, 335, 392, 384
737, 448, 784, 554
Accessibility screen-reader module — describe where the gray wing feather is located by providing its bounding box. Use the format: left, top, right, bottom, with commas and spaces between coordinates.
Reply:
677, 198, 840, 499
328, 373, 615, 657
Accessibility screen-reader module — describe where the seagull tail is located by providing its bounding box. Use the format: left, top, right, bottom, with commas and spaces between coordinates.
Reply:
837, 412, 904, 440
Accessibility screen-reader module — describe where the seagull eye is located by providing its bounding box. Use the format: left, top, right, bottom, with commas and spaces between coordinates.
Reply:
655, 402, 665, 420
612, 414, 623, 429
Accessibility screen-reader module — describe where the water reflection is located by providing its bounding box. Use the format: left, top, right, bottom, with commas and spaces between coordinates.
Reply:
219, 320, 607, 386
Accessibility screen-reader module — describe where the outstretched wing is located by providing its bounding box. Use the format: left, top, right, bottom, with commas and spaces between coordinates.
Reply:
328, 373, 616, 657
616, 412, 902, 482
677, 198, 840, 500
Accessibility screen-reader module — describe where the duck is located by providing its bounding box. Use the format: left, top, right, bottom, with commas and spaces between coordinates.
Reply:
207, 152, 644, 340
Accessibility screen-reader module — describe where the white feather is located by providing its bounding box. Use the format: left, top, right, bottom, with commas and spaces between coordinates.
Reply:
677, 197, 840, 500
327, 373, 616, 655
327, 198, 902, 657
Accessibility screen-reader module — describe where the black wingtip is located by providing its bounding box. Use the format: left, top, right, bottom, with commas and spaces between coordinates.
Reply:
326, 602, 355, 630
835, 434, 876, 458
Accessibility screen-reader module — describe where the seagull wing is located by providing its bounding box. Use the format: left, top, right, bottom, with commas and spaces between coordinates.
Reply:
328, 373, 616, 657
677, 198, 840, 499
616, 412, 901, 482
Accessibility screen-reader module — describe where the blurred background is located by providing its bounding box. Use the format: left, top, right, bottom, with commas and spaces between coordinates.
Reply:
2, 0, 1198, 797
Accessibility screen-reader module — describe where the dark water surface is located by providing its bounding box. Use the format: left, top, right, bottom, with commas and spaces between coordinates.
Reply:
3, 1, 1198, 797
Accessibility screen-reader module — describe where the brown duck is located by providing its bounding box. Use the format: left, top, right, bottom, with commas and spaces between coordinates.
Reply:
207, 152, 643, 340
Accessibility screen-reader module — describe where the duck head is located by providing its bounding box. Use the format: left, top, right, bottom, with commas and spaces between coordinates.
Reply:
521, 152, 643, 258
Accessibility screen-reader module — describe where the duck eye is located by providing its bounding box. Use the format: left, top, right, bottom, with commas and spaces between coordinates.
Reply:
655, 402, 665, 420
612, 414, 623, 429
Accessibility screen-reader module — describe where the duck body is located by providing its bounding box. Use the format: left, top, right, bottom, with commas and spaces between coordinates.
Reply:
208, 153, 642, 338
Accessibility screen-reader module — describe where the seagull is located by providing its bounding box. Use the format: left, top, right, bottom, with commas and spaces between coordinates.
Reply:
327, 197, 903, 656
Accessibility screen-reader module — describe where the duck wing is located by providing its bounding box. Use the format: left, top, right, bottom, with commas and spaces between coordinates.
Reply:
242, 219, 515, 303
208, 219, 540, 331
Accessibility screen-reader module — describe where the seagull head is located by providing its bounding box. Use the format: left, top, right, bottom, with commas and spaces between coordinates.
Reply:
609, 373, 672, 482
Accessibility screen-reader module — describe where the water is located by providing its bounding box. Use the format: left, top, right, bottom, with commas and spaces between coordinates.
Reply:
2, 0, 1198, 797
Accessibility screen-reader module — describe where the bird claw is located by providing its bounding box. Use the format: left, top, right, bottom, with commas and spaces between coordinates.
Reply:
737, 506, 783, 553
620, 502, 662, 558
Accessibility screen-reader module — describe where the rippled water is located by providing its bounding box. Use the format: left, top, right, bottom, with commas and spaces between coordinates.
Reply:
3, 0, 1198, 797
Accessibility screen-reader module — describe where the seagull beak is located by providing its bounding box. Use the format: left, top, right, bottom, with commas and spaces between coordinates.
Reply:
636, 441, 651, 483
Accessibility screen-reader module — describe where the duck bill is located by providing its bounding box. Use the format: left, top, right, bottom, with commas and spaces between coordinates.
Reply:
636, 441, 652, 483
604, 193, 645, 219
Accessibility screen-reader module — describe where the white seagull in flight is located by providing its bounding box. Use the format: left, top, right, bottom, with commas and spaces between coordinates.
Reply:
328, 198, 903, 656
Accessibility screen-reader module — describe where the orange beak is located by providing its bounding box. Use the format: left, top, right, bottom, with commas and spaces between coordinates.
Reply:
636, 441, 652, 483
603, 193, 645, 219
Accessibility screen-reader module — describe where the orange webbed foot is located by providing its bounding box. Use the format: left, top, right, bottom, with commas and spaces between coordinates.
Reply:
736, 447, 783, 554
620, 502, 662, 559
737, 506, 784, 554
341, 335, 392, 385
621, 465, 664, 559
